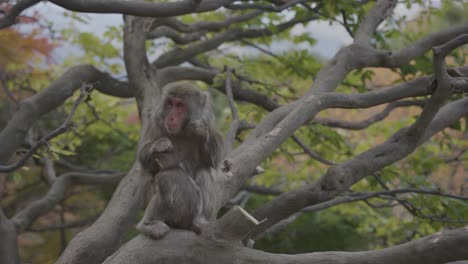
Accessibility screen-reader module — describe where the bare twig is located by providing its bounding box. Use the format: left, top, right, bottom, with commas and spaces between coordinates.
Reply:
225, 67, 243, 153
85, 102, 133, 144
225, 67, 238, 121
241, 39, 316, 77
372, 173, 417, 215
259, 187, 468, 238
314, 100, 425, 130
340, 10, 354, 37
0, 83, 93, 172
291, 134, 336, 165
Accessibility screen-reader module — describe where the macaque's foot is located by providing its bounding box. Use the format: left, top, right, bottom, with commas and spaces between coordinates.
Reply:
191, 216, 208, 234
136, 220, 170, 239
153, 137, 173, 153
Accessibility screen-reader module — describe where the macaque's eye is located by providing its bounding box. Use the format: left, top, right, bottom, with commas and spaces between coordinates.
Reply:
167, 99, 174, 107
176, 102, 184, 108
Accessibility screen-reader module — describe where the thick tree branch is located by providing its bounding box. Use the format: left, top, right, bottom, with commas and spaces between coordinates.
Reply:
366, 23, 468, 68
0, 0, 40, 29
12, 171, 125, 231
56, 164, 144, 264
124, 16, 165, 137
123, 16, 153, 97
314, 100, 425, 130
226, 76, 435, 199
56, 18, 163, 264
305, 0, 397, 94
56, 15, 188, 264
310, 23, 468, 94
56, 3, 468, 264
421, 97, 468, 141
226, 0, 308, 12
43, 158, 57, 184
153, 30, 238, 68
225, 67, 241, 153
158, 66, 217, 86
147, 10, 263, 41
147, 26, 205, 44
241, 65, 468, 148
95, 73, 133, 98
261, 187, 468, 238
152, 14, 317, 68
230, 66, 468, 188
228, 36, 468, 236
250, 96, 468, 237
0, 84, 91, 172
0, 65, 132, 166
103, 225, 468, 264
354, 0, 397, 45
151, 17, 194, 33
48, 0, 235, 17
0, 208, 20, 264
243, 185, 282, 196
409, 34, 468, 137
191, 10, 263, 32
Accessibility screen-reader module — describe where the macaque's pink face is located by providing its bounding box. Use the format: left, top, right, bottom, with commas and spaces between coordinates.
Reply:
164, 96, 187, 135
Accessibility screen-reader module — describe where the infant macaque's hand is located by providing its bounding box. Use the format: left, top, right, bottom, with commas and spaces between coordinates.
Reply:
152, 137, 173, 153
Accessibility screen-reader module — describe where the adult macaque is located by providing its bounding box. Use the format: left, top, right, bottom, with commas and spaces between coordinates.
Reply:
136, 137, 206, 238
137, 82, 224, 238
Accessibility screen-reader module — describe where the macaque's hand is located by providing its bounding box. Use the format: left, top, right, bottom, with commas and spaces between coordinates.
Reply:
141, 138, 173, 174
152, 137, 173, 153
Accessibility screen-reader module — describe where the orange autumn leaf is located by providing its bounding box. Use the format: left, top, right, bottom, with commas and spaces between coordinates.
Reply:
0, 29, 55, 69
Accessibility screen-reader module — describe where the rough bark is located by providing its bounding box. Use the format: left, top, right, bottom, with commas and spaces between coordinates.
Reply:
55, 164, 145, 264
0, 209, 20, 264
49, 0, 235, 17
0, 65, 130, 264
56, 18, 152, 264
103, 226, 468, 264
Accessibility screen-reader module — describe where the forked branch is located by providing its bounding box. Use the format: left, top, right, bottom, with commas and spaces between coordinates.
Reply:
246, 34, 468, 237
0, 83, 92, 172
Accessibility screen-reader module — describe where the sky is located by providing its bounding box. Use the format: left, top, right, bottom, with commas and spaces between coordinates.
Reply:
28, 1, 439, 62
